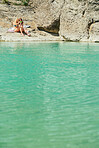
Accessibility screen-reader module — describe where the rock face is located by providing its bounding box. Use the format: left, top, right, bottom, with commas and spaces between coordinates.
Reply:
0, 0, 99, 42
60, 0, 99, 41
29, 0, 64, 34
89, 22, 99, 42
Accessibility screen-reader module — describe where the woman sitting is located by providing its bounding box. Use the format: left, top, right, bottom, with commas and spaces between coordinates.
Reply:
13, 18, 20, 32
13, 18, 31, 36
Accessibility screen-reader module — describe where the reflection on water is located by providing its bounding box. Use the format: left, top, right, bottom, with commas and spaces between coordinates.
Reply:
0, 42, 99, 148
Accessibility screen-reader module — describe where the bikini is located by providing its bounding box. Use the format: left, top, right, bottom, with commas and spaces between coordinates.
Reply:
14, 25, 18, 28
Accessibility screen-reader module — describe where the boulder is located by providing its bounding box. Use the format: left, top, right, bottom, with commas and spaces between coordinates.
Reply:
89, 22, 99, 42
30, 0, 64, 34
60, 0, 99, 41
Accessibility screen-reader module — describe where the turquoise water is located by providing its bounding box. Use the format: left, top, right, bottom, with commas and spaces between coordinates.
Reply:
0, 42, 99, 148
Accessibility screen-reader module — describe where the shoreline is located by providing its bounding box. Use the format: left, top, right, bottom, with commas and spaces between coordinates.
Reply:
0, 32, 99, 43
0, 26, 99, 43
0, 38, 99, 43
0, 39, 99, 44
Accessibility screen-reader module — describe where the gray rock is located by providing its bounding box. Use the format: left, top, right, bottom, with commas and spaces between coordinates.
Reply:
89, 22, 99, 42
60, 0, 99, 42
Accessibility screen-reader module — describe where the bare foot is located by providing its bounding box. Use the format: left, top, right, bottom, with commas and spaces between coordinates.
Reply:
27, 33, 31, 37
21, 33, 25, 36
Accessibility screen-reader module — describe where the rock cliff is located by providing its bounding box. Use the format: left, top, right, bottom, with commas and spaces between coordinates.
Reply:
0, 0, 99, 42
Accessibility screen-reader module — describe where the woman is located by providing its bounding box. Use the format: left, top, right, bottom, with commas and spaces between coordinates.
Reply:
13, 18, 20, 32
13, 18, 31, 36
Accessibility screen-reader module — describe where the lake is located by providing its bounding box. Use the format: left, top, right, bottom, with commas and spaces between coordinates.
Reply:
0, 42, 99, 148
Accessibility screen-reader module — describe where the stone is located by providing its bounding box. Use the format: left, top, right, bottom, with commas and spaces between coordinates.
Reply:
0, 0, 99, 42
60, 0, 99, 42
31, 0, 64, 34
89, 22, 99, 42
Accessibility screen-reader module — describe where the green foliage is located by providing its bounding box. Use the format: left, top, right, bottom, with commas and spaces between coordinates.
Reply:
13, 2, 21, 6
2, 0, 9, 4
16, 0, 30, 6
2, 0, 30, 6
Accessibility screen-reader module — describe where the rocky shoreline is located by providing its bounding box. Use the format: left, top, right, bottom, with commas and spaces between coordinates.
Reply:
0, 31, 98, 43
0, 27, 62, 42
0, 0, 99, 42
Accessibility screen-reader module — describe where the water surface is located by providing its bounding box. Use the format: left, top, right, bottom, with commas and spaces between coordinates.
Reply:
0, 42, 99, 148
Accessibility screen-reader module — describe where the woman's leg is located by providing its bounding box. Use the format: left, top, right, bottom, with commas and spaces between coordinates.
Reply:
20, 27, 24, 36
14, 28, 20, 32
24, 28, 31, 36
19, 26, 31, 36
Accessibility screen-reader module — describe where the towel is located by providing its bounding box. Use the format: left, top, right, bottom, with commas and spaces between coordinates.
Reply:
7, 27, 15, 33
23, 25, 31, 28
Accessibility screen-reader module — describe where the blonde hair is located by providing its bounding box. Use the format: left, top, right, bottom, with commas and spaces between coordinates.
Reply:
15, 18, 19, 23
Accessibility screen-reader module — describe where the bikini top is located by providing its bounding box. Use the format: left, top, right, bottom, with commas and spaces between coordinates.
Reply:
13, 24, 18, 28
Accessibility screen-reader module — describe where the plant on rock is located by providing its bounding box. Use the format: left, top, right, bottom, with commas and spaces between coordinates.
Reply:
18, 0, 30, 6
